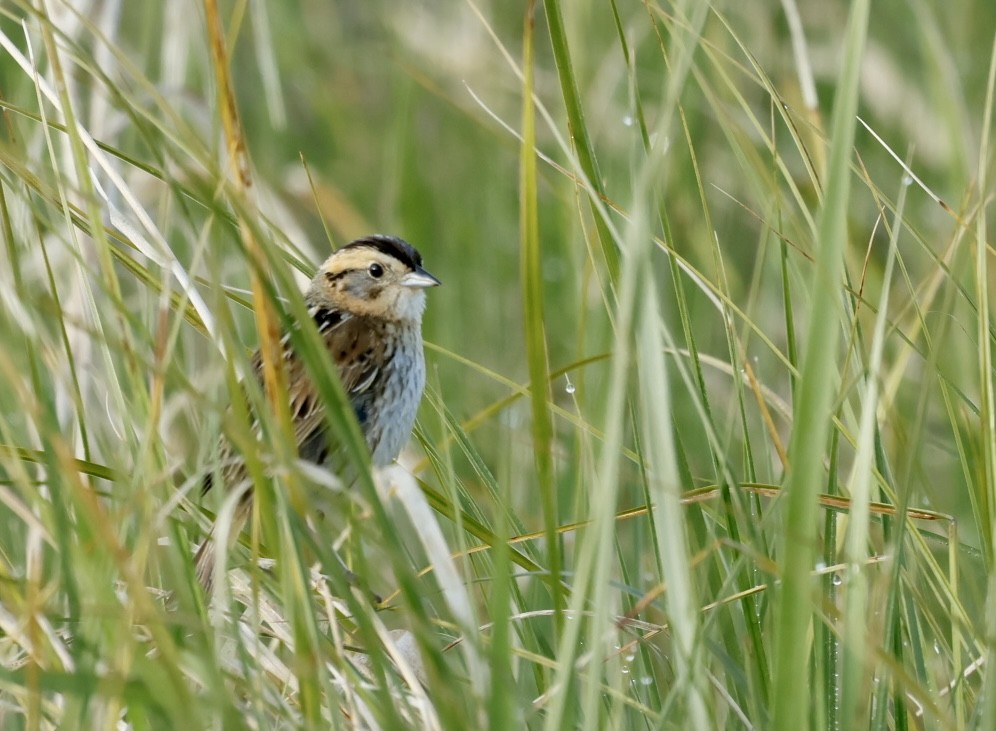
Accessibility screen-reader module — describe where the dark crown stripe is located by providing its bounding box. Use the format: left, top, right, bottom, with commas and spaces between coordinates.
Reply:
340, 234, 423, 270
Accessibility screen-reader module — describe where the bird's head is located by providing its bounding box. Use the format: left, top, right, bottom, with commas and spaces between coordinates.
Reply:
306, 235, 440, 321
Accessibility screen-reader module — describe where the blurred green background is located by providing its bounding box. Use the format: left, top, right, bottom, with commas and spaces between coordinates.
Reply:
1, 0, 995, 728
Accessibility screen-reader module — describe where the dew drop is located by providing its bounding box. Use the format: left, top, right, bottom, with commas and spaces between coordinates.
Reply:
623, 115, 635, 127
902, 174, 914, 186
565, 381, 576, 395
832, 574, 843, 586
621, 666, 630, 674
639, 675, 654, 686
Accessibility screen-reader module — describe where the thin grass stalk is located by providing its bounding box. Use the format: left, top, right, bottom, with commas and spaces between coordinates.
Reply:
541, 0, 619, 285
201, 4, 326, 725
977, 29, 996, 731
885, 207, 980, 731
840, 176, 906, 727
822, 425, 842, 731
772, 1, 870, 729
637, 267, 711, 726
32, 14, 154, 498
870, 393, 912, 727
540, 199, 631, 731
201, 0, 292, 450
681, 106, 773, 706
949, 519, 965, 731
518, 0, 561, 634
623, 3, 713, 723
485, 452, 515, 729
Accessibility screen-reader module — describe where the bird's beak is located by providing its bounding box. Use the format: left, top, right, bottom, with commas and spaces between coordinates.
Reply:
401, 266, 441, 289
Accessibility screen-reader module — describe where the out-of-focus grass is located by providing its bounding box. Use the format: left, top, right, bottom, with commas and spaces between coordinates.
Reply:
0, 0, 993, 728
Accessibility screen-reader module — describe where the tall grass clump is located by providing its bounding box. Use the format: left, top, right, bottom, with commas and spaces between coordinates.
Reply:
0, 0, 993, 728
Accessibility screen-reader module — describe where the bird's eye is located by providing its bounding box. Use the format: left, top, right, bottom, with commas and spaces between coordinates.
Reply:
368, 262, 384, 278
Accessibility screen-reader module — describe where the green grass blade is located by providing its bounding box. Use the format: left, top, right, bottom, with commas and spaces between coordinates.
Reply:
772, 1, 870, 729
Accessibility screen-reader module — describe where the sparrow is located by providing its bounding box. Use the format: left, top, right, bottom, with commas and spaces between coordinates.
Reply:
193, 234, 440, 593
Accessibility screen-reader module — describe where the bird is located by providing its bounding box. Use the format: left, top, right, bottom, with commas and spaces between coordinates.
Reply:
193, 234, 440, 594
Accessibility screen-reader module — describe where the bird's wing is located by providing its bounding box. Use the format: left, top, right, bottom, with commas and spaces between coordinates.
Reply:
282, 310, 386, 464
204, 309, 384, 492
